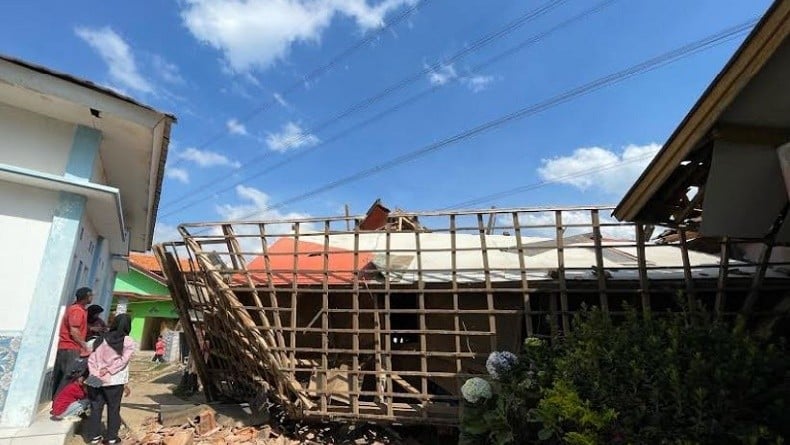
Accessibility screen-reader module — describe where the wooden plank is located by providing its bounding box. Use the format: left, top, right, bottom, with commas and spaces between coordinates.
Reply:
391, 373, 421, 395
351, 225, 361, 416
320, 220, 330, 415
154, 247, 215, 402
743, 203, 789, 312
449, 215, 462, 380
678, 225, 696, 307
635, 224, 651, 315
308, 365, 351, 405
715, 236, 729, 318
414, 229, 428, 420
222, 224, 289, 366
159, 404, 216, 427
591, 210, 609, 312
289, 223, 300, 378
476, 214, 497, 352
555, 211, 570, 333
384, 228, 394, 418
511, 212, 533, 336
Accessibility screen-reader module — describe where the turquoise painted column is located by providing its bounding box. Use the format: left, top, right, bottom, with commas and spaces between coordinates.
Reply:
0, 125, 101, 427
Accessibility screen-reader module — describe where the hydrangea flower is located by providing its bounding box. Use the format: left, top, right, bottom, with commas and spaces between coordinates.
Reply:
461, 377, 492, 403
486, 351, 518, 380
524, 337, 544, 348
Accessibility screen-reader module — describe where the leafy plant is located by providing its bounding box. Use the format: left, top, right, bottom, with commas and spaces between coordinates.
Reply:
458, 303, 789, 444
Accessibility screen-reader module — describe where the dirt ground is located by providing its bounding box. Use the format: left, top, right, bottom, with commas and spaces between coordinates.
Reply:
65, 352, 448, 444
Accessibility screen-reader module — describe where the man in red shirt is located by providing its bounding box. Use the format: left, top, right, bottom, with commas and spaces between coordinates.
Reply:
52, 287, 93, 399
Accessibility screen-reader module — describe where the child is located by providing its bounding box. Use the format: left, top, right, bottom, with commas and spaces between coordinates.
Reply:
153, 335, 166, 363
51, 366, 89, 421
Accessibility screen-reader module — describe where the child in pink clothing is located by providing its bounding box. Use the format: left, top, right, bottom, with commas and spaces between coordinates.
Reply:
86, 314, 135, 445
153, 335, 166, 363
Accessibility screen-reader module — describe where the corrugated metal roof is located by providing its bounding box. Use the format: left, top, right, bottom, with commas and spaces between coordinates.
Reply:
241, 232, 785, 285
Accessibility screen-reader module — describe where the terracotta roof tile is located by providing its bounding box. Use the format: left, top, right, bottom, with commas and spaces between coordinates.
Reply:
241, 238, 374, 286
129, 253, 194, 273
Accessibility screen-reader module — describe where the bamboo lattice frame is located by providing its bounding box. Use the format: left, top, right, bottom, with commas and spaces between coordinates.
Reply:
154, 206, 790, 425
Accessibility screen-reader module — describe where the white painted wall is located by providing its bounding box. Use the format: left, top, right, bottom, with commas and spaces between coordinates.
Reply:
91, 152, 108, 185
0, 181, 57, 331
0, 103, 74, 175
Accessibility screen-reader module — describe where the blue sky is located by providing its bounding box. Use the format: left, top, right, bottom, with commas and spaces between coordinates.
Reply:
0, 0, 773, 241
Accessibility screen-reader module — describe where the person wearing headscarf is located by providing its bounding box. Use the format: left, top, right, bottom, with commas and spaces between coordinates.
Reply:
86, 313, 135, 445
86, 305, 108, 339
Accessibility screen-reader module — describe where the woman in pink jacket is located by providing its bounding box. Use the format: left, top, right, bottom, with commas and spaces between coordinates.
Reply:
86, 313, 135, 445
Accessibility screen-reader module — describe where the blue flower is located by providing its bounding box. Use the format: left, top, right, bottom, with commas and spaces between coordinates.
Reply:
461, 377, 492, 403
486, 351, 518, 380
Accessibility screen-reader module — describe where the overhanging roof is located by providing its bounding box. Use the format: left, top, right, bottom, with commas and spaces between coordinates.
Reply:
614, 0, 790, 223
0, 55, 176, 251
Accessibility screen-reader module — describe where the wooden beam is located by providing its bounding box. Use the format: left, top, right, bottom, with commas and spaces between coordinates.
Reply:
743, 203, 790, 313
712, 123, 790, 147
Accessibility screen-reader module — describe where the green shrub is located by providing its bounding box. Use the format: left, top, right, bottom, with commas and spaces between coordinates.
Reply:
458, 305, 789, 444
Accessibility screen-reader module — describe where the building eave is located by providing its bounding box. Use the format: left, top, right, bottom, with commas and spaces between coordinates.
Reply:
128, 264, 169, 286
144, 117, 172, 251
614, 0, 790, 222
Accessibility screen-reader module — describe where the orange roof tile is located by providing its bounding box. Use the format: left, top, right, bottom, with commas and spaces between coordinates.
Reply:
129, 252, 194, 274
241, 238, 374, 286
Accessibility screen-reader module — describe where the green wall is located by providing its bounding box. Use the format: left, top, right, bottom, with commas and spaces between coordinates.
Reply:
114, 269, 169, 296
113, 269, 176, 345
127, 300, 179, 344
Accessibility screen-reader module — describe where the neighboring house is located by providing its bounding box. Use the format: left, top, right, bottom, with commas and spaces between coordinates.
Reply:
0, 55, 174, 428
614, 0, 790, 315
113, 253, 183, 350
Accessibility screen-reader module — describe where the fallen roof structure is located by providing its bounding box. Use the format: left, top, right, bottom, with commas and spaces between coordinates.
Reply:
154, 205, 790, 425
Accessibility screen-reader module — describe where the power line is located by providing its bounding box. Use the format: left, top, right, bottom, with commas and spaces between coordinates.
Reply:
162, 0, 568, 208
442, 153, 656, 210
167, 0, 429, 170
162, 0, 596, 214
188, 18, 756, 233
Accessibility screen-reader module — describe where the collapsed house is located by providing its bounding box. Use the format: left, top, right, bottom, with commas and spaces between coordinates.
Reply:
154, 0, 790, 426
155, 202, 790, 425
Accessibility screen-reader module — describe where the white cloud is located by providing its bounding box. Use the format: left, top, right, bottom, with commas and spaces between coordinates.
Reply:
178, 147, 242, 168
75, 26, 154, 94
265, 122, 320, 152
427, 63, 457, 85
151, 54, 184, 84
181, 0, 417, 73
213, 185, 316, 253
153, 221, 182, 244
504, 210, 636, 240
426, 63, 495, 92
273, 92, 289, 108
537, 143, 661, 196
461, 74, 494, 93
226, 118, 248, 136
216, 185, 311, 221
166, 167, 190, 183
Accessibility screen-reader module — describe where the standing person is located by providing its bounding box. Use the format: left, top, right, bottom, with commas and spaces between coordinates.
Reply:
152, 335, 166, 363
53, 287, 93, 398
86, 305, 108, 340
86, 314, 135, 445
